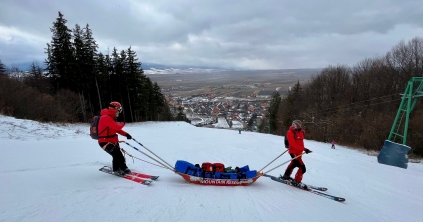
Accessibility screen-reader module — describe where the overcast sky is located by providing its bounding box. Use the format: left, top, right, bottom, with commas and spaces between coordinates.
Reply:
0, 0, 422, 69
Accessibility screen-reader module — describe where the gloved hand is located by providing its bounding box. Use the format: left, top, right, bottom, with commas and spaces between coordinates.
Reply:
126, 133, 132, 140
304, 148, 312, 154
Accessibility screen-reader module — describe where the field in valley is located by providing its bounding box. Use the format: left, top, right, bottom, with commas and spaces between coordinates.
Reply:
147, 69, 320, 98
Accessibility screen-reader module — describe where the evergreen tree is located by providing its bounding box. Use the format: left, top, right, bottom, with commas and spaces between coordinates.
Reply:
104, 52, 113, 102
282, 80, 303, 129
153, 82, 166, 120
292, 80, 303, 101
110, 47, 123, 101
46, 11, 75, 93
94, 52, 108, 110
0, 59, 6, 75
44, 43, 53, 78
82, 24, 99, 112
124, 46, 149, 121
247, 113, 258, 131
118, 49, 128, 121
42, 13, 172, 123
142, 78, 154, 120
72, 24, 85, 92
175, 106, 188, 122
24, 62, 48, 93
268, 92, 281, 134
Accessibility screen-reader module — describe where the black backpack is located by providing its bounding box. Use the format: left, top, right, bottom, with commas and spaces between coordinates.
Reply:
284, 129, 305, 148
89, 116, 101, 139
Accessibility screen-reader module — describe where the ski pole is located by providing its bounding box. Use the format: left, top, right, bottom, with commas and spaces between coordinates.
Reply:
258, 150, 288, 172
264, 152, 305, 174
132, 138, 175, 170
121, 141, 174, 171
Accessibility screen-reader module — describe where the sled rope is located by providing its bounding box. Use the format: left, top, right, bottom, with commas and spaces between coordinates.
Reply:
132, 138, 175, 170
120, 141, 174, 171
258, 150, 288, 173
120, 148, 167, 169
264, 153, 305, 174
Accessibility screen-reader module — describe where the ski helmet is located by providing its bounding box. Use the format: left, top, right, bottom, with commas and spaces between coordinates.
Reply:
109, 102, 122, 116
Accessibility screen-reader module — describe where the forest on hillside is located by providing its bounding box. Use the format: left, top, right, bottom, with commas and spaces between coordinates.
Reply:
0, 12, 188, 123
266, 37, 423, 156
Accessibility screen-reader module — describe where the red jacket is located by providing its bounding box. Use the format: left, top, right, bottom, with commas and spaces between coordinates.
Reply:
97, 108, 128, 144
287, 126, 306, 155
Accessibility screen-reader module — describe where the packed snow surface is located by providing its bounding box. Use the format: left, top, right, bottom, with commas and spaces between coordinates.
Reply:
1, 115, 422, 222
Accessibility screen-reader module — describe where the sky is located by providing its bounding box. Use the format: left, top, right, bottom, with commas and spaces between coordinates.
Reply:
1, 114, 423, 222
1, 0, 423, 70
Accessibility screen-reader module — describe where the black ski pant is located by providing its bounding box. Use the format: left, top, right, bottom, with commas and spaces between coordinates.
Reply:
99, 142, 128, 171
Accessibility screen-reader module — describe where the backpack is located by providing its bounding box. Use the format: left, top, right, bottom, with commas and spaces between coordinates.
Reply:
212, 163, 225, 173
284, 129, 305, 148
90, 116, 101, 139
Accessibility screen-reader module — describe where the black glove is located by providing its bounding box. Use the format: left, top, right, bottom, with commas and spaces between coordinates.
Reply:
304, 148, 312, 154
126, 133, 132, 140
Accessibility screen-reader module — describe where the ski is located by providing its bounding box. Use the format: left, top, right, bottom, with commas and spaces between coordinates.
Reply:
130, 171, 159, 180
263, 174, 345, 202
99, 166, 152, 185
265, 174, 327, 191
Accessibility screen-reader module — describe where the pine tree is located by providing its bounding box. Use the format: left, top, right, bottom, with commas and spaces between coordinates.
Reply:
282, 80, 303, 129
72, 24, 85, 92
124, 46, 148, 121
292, 80, 303, 101
110, 47, 123, 101
94, 52, 109, 110
24, 62, 46, 92
82, 24, 99, 111
41, 11, 173, 123
142, 78, 154, 120
46, 11, 75, 93
44, 43, 53, 78
176, 106, 186, 121
103, 52, 113, 102
0, 59, 7, 76
268, 92, 281, 134
153, 82, 166, 120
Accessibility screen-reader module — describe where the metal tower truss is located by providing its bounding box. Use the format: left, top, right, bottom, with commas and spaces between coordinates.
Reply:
378, 77, 423, 169
388, 77, 423, 144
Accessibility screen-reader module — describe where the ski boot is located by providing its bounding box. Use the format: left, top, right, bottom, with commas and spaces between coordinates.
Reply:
279, 174, 294, 181
295, 182, 309, 190
113, 169, 126, 177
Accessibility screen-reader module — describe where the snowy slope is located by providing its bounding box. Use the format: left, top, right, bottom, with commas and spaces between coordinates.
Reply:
214, 117, 230, 128
1, 115, 423, 222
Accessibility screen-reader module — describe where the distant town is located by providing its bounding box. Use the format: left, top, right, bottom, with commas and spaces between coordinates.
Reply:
164, 88, 277, 132
146, 68, 314, 132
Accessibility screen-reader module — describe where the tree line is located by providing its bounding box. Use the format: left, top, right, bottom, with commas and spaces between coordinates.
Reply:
266, 37, 423, 156
0, 11, 181, 123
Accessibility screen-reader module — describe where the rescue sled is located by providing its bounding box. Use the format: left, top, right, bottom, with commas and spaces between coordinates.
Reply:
174, 160, 261, 186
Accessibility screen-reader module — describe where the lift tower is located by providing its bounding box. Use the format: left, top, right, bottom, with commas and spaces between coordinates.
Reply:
378, 77, 423, 169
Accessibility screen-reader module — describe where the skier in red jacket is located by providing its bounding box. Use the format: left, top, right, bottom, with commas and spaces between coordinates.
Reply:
98, 101, 132, 176
280, 120, 312, 189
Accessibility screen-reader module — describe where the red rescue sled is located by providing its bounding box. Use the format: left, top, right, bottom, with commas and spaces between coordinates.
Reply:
175, 172, 261, 186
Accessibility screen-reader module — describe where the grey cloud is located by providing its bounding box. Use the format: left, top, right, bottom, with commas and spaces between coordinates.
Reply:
0, 0, 422, 69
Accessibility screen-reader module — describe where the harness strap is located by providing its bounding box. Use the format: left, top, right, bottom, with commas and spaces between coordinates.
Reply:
101, 142, 113, 150
98, 125, 117, 139
99, 134, 117, 139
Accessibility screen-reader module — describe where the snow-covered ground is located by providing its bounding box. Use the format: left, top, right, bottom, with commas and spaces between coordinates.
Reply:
231, 120, 243, 129
1, 114, 423, 222
214, 117, 230, 128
